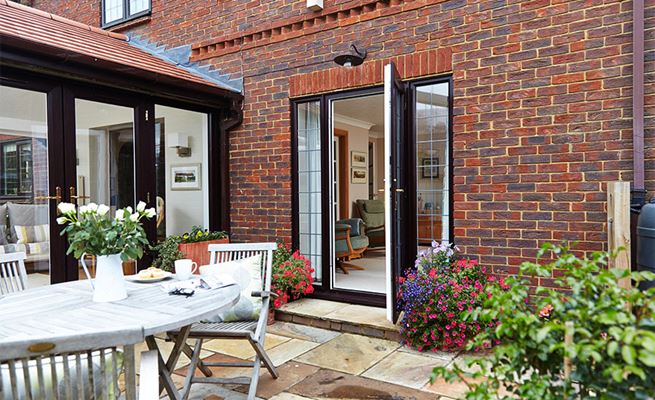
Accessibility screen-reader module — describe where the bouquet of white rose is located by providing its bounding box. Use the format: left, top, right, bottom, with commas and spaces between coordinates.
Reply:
57, 201, 156, 262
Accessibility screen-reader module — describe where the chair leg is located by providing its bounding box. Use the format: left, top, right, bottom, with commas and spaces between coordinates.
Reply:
250, 338, 279, 379
247, 355, 262, 400
180, 338, 203, 400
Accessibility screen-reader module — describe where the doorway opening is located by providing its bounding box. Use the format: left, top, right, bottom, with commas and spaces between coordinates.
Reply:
331, 93, 386, 294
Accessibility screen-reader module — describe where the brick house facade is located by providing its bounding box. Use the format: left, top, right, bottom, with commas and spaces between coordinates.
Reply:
29, 0, 655, 287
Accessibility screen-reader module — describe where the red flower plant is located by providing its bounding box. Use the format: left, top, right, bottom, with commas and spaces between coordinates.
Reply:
271, 242, 314, 309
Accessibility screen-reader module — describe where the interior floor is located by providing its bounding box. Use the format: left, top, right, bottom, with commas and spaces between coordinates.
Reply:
26, 272, 50, 289
335, 248, 386, 293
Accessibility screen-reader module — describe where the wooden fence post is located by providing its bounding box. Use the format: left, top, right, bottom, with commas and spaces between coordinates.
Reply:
607, 181, 632, 289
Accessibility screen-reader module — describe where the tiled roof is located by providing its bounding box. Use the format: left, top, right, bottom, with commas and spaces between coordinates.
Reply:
0, 0, 240, 95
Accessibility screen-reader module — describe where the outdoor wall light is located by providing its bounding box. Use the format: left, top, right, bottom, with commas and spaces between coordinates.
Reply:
307, 0, 323, 11
334, 45, 367, 67
169, 133, 191, 157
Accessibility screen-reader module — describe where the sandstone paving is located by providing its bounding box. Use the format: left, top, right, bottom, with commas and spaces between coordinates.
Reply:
267, 321, 340, 343
295, 333, 400, 375
362, 350, 447, 389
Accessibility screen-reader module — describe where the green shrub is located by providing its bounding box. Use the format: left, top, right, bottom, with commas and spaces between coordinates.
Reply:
432, 244, 655, 400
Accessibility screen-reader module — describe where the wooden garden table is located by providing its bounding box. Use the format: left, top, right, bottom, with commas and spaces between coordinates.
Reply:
0, 278, 241, 400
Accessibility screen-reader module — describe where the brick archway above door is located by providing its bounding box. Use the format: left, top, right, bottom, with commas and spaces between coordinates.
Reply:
289, 48, 452, 98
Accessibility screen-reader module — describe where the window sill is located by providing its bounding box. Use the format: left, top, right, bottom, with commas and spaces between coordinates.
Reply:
105, 15, 151, 32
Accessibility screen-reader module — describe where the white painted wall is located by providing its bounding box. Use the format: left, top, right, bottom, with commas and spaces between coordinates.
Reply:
155, 105, 209, 236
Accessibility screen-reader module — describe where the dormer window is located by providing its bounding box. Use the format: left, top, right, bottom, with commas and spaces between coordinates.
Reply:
102, 0, 151, 28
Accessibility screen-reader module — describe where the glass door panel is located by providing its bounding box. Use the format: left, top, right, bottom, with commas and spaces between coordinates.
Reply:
74, 99, 136, 278
415, 82, 450, 250
0, 85, 52, 287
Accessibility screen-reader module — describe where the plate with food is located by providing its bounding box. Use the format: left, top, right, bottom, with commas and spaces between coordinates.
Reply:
127, 267, 173, 283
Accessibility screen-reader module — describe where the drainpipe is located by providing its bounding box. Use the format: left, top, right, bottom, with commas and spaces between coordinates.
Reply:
632, 0, 647, 206
631, 0, 647, 270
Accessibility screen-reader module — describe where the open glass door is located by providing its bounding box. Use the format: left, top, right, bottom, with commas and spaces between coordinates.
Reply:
384, 62, 407, 322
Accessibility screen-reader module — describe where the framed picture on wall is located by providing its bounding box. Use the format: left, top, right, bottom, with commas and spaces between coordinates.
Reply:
351, 151, 367, 168
421, 157, 439, 179
351, 168, 367, 184
171, 163, 201, 190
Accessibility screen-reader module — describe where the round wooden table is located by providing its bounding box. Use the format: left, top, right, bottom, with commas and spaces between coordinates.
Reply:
0, 278, 241, 399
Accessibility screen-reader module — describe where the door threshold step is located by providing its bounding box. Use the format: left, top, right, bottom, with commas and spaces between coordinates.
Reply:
275, 298, 401, 341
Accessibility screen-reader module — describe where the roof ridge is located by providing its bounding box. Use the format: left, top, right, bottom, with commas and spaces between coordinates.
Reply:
1, 0, 127, 41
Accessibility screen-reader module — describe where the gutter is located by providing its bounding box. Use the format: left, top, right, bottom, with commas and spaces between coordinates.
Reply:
632, 0, 647, 207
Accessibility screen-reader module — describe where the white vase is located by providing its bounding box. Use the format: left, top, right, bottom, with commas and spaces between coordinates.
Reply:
81, 253, 128, 302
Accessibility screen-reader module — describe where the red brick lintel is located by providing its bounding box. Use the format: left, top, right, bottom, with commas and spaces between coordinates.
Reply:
190, 0, 447, 61
289, 48, 453, 98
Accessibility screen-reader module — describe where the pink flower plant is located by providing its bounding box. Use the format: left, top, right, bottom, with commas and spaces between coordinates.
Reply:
398, 241, 495, 352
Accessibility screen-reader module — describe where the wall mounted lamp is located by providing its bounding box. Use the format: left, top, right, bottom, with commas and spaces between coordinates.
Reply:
334, 44, 367, 67
169, 133, 191, 157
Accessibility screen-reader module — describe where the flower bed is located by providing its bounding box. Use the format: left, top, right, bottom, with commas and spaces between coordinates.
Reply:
398, 241, 494, 352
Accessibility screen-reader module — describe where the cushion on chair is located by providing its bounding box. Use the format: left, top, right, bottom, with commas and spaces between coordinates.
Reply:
350, 235, 369, 250
363, 200, 385, 214
199, 254, 263, 323
14, 224, 49, 244
337, 218, 364, 236
6, 203, 49, 242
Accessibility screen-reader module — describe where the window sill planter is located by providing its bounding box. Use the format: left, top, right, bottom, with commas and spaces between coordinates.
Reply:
178, 237, 230, 272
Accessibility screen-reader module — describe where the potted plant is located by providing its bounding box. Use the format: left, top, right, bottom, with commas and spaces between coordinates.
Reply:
151, 226, 228, 271
57, 201, 155, 302
268, 242, 314, 323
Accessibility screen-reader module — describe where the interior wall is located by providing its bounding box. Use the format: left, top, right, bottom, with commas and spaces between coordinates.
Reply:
155, 105, 209, 237
334, 121, 370, 218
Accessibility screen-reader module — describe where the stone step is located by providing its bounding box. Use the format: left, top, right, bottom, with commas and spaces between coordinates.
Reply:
275, 298, 401, 342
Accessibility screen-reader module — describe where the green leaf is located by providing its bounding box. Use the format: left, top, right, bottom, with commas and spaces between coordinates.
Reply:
637, 352, 655, 367
621, 345, 636, 365
535, 326, 551, 343
607, 341, 619, 356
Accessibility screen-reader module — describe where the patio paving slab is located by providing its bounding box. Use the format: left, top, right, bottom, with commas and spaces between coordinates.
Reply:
203, 333, 291, 359
287, 368, 435, 400
278, 298, 344, 318
398, 344, 460, 362
233, 362, 320, 399
361, 350, 446, 389
268, 393, 314, 400
256, 338, 320, 367
134, 338, 214, 370
267, 321, 340, 343
294, 333, 400, 375
323, 304, 398, 331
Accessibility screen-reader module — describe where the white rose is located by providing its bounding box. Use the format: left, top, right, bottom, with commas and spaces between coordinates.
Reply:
115, 209, 125, 221
79, 205, 88, 214
136, 201, 146, 212
130, 213, 139, 222
97, 204, 110, 216
145, 208, 156, 218
57, 202, 76, 214
87, 203, 98, 212
126, 206, 133, 214
56, 216, 67, 225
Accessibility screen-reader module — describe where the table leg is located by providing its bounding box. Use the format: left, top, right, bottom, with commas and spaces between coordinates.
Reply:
145, 325, 191, 400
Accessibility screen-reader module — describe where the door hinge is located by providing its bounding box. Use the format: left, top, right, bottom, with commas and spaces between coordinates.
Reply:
145, 110, 149, 121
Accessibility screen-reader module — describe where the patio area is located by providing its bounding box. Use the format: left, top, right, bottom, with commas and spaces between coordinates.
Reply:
159, 321, 469, 400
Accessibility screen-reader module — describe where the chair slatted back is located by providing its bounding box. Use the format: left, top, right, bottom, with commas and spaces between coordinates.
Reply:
0, 252, 28, 295
207, 242, 277, 292
0, 328, 145, 400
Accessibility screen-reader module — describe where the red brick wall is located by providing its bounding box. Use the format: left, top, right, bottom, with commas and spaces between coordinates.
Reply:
30, 0, 655, 284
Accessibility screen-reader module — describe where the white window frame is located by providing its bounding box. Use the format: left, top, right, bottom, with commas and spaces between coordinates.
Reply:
102, 0, 151, 28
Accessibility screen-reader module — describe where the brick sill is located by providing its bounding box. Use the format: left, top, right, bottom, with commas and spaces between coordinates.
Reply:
106, 15, 151, 32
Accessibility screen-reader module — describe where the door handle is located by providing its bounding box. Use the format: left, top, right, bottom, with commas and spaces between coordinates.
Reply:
395, 188, 404, 193
34, 186, 62, 203
69, 186, 90, 202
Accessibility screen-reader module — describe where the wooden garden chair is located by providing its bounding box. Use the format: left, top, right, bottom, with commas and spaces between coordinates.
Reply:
169, 242, 279, 400
0, 251, 28, 294
0, 327, 158, 399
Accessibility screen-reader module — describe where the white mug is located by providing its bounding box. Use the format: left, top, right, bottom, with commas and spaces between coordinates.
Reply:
175, 259, 198, 280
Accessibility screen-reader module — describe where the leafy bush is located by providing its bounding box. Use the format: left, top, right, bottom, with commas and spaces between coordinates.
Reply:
432, 244, 655, 399
271, 242, 314, 309
150, 226, 228, 271
399, 241, 494, 352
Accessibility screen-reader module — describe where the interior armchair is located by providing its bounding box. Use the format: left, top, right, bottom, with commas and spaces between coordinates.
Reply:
334, 218, 369, 274
355, 199, 385, 247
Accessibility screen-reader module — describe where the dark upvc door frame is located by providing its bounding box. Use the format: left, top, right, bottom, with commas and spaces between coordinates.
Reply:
291, 74, 453, 309
0, 69, 68, 283
0, 65, 232, 283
